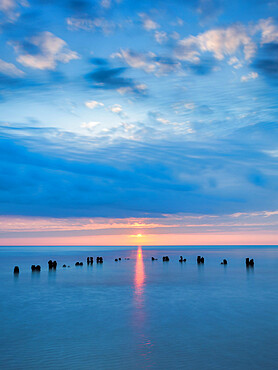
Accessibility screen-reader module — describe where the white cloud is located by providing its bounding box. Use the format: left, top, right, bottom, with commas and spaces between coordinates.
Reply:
139, 13, 159, 31
109, 104, 122, 114
0, 58, 25, 77
109, 104, 128, 118
176, 24, 256, 63
135, 84, 147, 92
113, 49, 180, 76
170, 31, 180, 40
264, 149, 278, 158
117, 87, 131, 95
100, 0, 111, 8
228, 56, 243, 69
13, 32, 79, 70
67, 17, 114, 34
117, 83, 147, 95
155, 31, 168, 44
112, 49, 156, 73
185, 103, 196, 110
257, 17, 278, 44
241, 71, 258, 82
0, 0, 29, 22
81, 121, 100, 129
67, 17, 94, 31
85, 100, 104, 109
0, 0, 15, 11
121, 122, 135, 133
175, 37, 200, 62
177, 18, 183, 26
231, 210, 278, 218
157, 117, 170, 124
197, 25, 256, 60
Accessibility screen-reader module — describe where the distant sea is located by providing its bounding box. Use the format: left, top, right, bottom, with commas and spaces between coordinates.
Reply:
0, 246, 278, 369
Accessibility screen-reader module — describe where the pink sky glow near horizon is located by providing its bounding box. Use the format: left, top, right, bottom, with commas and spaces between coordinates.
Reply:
1, 233, 278, 246
0, 213, 277, 246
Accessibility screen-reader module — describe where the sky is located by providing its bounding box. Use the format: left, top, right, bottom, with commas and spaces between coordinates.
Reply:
0, 0, 278, 245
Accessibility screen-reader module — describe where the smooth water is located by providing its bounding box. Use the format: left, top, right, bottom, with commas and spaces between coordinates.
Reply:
0, 246, 278, 369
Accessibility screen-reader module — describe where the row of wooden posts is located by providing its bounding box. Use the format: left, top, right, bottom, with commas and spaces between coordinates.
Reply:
13, 256, 254, 274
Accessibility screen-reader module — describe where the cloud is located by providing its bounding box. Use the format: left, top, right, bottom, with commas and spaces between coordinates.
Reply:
117, 83, 147, 95
1, 0, 278, 226
139, 13, 159, 31
85, 100, 104, 109
228, 56, 243, 69
241, 71, 258, 82
175, 37, 200, 63
185, 102, 196, 110
113, 49, 181, 76
112, 49, 156, 73
0, 58, 25, 77
155, 31, 168, 44
2, 209, 278, 239
0, 116, 277, 220
0, 215, 181, 235
11, 31, 80, 70
0, 0, 28, 22
108, 104, 128, 118
175, 24, 256, 63
0, 0, 15, 12
86, 59, 147, 94
156, 117, 170, 124
256, 17, 278, 44
66, 16, 115, 34
81, 121, 100, 129
230, 210, 278, 218
100, 0, 111, 8
109, 104, 122, 114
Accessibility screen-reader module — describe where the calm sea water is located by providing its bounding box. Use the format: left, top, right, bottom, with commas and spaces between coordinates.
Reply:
0, 246, 278, 369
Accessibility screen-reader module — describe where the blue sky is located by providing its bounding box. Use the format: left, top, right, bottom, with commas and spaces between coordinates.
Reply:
0, 0, 278, 244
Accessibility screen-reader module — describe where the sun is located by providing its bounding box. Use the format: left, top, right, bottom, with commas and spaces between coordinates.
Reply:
136, 234, 143, 237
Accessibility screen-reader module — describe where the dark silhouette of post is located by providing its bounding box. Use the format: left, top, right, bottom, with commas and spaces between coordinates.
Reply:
48, 260, 57, 269
31, 265, 41, 271
246, 258, 254, 267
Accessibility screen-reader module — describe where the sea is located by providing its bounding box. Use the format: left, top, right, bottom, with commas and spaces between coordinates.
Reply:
0, 246, 277, 369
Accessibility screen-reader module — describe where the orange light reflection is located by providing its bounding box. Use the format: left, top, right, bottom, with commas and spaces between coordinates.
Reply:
134, 246, 145, 306
133, 246, 154, 363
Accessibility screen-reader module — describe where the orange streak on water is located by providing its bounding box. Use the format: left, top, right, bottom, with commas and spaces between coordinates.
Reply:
133, 246, 154, 363
134, 246, 145, 306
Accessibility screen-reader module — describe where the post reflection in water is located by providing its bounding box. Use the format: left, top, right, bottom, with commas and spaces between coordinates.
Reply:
133, 247, 154, 363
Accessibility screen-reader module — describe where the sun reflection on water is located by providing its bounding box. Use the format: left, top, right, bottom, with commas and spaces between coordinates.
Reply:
134, 246, 145, 307
133, 247, 154, 364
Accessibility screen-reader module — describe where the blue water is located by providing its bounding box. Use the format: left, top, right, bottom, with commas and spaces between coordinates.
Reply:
0, 246, 278, 369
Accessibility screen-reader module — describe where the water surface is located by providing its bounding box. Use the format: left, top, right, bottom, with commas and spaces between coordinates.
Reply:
0, 246, 277, 369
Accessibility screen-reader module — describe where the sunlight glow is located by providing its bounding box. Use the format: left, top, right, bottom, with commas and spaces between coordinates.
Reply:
130, 233, 144, 238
